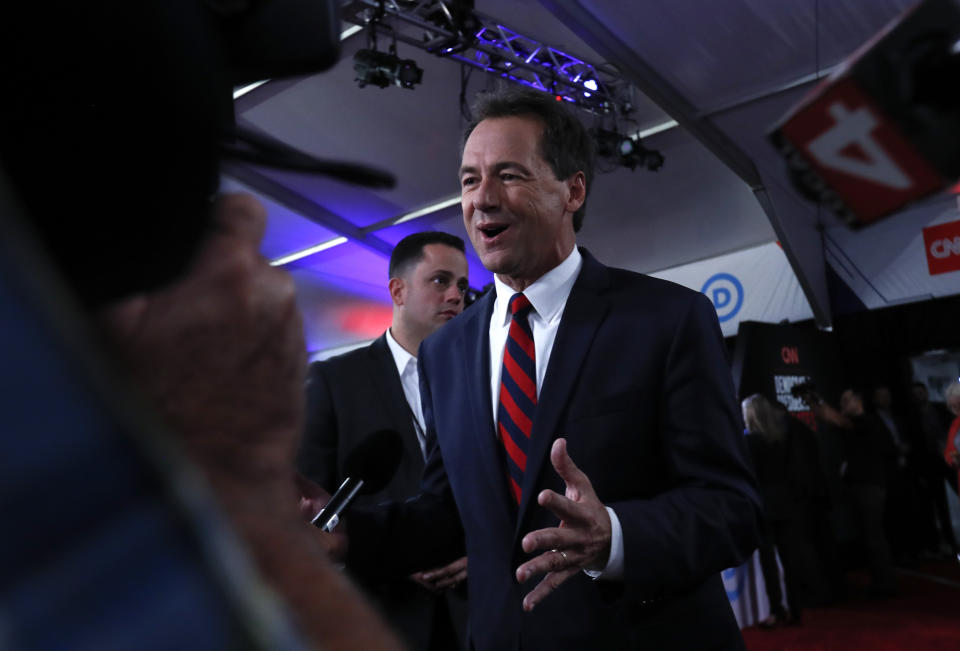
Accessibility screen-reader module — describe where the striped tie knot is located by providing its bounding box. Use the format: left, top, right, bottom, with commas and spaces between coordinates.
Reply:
508, 292, 532, 317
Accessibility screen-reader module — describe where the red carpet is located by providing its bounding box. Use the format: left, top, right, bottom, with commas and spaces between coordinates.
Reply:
742, 563, 960, 650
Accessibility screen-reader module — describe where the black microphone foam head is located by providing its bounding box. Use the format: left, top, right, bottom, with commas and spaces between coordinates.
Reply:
343, 429, 403, 495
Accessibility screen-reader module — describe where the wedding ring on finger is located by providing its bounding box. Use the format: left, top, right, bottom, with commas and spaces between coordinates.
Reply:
551, 548, 568, 561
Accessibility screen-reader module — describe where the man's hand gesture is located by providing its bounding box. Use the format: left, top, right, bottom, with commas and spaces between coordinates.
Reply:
515, 438, 612, 612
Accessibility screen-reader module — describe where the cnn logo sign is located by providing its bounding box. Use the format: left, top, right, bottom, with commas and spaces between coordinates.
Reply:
923, 220, 960, 276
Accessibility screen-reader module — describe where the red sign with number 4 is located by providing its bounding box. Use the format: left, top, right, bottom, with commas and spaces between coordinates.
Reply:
779, 78, 945, 225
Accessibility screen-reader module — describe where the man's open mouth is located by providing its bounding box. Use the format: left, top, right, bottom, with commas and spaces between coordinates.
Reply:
480, 224, 509, 238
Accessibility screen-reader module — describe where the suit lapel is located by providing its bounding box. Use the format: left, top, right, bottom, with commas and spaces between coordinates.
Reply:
459, 291, 516, 519
514, 249, 611, 538
367, 334, 424, 476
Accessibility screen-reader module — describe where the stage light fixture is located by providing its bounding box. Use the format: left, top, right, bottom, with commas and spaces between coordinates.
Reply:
591, 127, 664, 172
354, 47, 423, 89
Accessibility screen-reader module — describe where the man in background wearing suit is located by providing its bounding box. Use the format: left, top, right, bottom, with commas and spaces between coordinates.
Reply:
347, 87, 761, 651
297, 231, 470, 651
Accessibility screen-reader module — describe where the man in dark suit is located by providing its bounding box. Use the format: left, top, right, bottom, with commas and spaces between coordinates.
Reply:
872, 385, 928, 562
297, 231, 470, 650
805, 388, 899, 596
347, 87, 762, 651
908, 382, 959, 556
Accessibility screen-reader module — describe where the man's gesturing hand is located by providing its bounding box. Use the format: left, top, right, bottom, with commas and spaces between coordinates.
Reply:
515, 438, 611, 612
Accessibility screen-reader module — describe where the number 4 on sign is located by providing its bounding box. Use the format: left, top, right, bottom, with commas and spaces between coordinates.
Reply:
807, 103, 911, 190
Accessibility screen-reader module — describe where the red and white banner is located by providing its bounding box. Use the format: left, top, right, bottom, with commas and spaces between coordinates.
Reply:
922, 219, 960, 276
824, 197, 960, 308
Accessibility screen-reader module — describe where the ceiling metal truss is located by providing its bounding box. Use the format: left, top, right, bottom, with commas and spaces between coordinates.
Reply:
341, 0, 636, 116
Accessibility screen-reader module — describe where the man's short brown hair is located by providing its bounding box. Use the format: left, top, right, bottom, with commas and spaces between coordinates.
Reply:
463, 86, 595, 232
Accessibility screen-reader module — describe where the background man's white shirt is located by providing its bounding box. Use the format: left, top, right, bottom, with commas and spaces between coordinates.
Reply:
386, 328, 427, 459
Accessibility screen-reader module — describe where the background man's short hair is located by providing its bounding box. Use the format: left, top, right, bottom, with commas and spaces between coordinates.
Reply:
389, 231, 466, 280
463, 86, 595, 233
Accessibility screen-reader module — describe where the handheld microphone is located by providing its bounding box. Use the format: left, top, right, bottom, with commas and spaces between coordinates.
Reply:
769, 0, 960, 227
312, 429, 402, 532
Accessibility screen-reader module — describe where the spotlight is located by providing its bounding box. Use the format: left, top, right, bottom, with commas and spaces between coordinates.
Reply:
395, 58, 424, 88
592, 127, 626, 158
591, 128, 664, 172
353, 48, 424, 89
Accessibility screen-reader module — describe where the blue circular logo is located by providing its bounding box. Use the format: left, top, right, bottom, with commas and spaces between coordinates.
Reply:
722, 567, 742, 601
700, 273, 744, 323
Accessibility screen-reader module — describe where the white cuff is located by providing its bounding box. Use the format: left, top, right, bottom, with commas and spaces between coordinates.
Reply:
583, 506, 624, 581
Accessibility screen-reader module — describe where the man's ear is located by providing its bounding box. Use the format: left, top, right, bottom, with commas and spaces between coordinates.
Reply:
388, 277, 405, 306
565, 171, 586, 214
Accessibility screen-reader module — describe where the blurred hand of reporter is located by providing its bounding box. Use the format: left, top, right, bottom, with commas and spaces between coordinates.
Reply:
99, 193, 304, 497
97, 193, 401, 651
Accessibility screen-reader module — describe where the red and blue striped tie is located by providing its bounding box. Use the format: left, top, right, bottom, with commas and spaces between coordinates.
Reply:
498, 293, 537, 505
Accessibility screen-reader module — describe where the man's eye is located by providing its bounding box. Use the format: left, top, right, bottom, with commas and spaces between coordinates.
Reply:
461, 177, 477, 187
432, 277, 450, 287
500, 173, 516, 181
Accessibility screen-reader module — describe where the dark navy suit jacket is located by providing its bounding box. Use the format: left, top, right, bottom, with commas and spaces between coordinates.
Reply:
350, 249, 761, 651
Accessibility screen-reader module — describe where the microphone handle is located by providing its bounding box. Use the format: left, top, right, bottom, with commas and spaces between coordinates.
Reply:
312, 477, 364, 532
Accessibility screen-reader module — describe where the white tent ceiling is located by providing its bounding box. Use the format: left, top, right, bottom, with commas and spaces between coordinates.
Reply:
225, 0, 957, 354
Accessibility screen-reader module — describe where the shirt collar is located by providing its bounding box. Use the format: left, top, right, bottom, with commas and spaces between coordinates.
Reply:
493, 246, 582, 326
385, 327, 416, 376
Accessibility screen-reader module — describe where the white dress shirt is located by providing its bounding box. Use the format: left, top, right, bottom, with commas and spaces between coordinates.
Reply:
488, 247, 624, 580
385, 327, 427, 459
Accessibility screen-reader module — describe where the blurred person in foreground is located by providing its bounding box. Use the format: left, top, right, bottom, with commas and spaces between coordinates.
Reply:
342, 86, 762, 651
96, 193, 403, 650
2, 2, 405, 646
298, 231, 470, 650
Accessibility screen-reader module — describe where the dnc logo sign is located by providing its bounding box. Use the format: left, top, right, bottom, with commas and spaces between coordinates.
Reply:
700, 273, 743, 323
